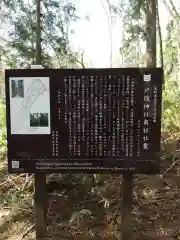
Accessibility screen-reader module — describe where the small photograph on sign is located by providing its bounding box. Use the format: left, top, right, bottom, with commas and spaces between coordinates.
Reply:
12, 160, 19, 169
30, 113, 49, 127
11, 79, 24, 98
9, 77, 51, 135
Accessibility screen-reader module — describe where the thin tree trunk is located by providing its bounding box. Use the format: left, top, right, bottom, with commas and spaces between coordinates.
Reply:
168, 0, 180, 20
156, 0, 164, 69
146, 0, 157, 67
99, 0, 113, 68
36, 0, 41, 64
109, 14, 113, 68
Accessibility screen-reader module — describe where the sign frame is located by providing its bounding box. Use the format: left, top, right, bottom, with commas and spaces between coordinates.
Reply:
5, 68, 163, 174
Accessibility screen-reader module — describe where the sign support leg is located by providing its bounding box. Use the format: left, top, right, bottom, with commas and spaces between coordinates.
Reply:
35, 173, 46, 239
121, 173, 133, 240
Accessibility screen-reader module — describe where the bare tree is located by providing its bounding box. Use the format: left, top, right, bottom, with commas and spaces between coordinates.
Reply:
76, 50, 86, 68
99, 0, 113, 68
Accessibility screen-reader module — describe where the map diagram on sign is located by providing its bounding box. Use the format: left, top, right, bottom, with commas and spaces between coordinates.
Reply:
9, 77, 51, 135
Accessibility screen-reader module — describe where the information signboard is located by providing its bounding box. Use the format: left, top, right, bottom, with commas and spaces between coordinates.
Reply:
5, 68, 163, 174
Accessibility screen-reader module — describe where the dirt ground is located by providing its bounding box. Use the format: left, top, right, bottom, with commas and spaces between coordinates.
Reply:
0, 139, 180, 240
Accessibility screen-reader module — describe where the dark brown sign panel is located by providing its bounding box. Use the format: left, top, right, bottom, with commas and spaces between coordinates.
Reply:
5, 68, 163, 174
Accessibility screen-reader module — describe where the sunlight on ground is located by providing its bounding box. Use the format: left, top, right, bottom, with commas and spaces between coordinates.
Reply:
143, 188, 158, 199
156, 227, 173, 238
0, 208, 31, 240
0, 209, 11, 220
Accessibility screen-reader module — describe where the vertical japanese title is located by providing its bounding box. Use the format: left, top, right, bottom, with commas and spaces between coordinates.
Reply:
143, 74, 151, 151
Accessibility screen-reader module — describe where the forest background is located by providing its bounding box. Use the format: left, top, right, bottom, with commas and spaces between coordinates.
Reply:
0, 0, 180, 239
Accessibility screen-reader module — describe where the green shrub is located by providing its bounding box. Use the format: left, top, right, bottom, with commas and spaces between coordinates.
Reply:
163, 79, 180, 135
0, 101, 7, 159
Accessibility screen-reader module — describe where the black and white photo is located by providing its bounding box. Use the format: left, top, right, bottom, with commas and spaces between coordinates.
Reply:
11, 79, 24, 98
30, 113, 49, 127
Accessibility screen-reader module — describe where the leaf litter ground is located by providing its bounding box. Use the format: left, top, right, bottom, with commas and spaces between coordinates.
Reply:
0, 139, 180, 240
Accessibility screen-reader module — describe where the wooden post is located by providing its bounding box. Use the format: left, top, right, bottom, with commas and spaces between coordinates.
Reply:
121, 173, 133, 240
35, 172, 46, 239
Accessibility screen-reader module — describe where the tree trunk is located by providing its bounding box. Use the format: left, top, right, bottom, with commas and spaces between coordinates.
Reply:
146, 0, 157, 67
156, 0, 164, 69
36, 0, 41, 64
